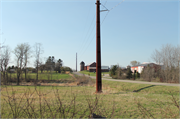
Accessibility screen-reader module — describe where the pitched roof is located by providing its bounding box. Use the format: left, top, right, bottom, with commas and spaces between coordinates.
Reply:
132, 63, 152, 67
132, 62, 163, 67
87, 62, 96, 66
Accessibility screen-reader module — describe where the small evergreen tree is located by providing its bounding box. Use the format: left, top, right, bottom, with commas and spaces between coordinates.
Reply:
116, 67, 124, 79
126, 68, 132, 79
109, 65, 118, 77
137, 71, 140, 78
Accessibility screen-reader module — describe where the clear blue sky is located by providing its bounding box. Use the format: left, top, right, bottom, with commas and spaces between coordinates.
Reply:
0, 0, 179, 71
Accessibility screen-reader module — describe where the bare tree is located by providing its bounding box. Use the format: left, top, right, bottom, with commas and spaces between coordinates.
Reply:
23, 43, 31, 81
14, 43, 31, 85
34, 43, 43, 83
141, 65, 155, 82
151, 44, 180, 83
0, 46, 11, 84
130, 60, 140, 66
14, 44, 24, 85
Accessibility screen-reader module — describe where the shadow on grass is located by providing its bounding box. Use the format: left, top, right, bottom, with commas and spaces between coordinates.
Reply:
133, 85, 156, 92
110, 85, 156, 95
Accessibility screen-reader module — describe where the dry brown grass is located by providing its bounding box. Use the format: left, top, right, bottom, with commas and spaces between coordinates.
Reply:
3, 74, 96, 88
73, 75, 95, 86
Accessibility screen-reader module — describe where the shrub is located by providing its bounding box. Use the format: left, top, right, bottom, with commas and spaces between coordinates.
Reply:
75, 75, 95, 86
109, 65, 118, 77
126, 68, 132, 79
61, 67, 73, 73
137, 72, 140, 78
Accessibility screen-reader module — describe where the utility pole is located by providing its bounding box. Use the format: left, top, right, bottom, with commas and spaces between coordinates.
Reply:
95, 0, 102, 93
76, 53, 77, 72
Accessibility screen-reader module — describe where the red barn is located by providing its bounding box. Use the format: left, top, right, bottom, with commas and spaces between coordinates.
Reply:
81, 62, 109, 72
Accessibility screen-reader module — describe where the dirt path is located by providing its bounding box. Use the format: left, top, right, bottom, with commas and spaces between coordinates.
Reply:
73, 72, 180, 87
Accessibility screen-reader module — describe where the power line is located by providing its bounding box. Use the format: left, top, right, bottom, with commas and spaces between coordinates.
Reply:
77, 15, 95, 55
104, 0, 107, 6
78, 4, 109, 59
79, 33, 96, 60
101, 0, 125, 25
110, 0, 125, 11
77, 2, 107, 58
79, 23, 95, 55
78, 3, 108, 59
76, 3, 94, 54
72, 3, 94, 63
77, 1, 111, 56
78, 3, 109, 59
101, 11, 109, 25
78, 0, 125, 60
101, 3, 109, 11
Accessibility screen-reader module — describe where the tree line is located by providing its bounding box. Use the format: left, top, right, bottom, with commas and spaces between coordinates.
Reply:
0, 43, 72, 85
109, 44, 180, 83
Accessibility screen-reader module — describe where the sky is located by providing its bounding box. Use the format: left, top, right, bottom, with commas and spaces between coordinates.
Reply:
0, 0, 179, 71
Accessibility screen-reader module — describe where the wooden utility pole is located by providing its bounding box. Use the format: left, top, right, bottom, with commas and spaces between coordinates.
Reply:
95, 0, 102, 93
76, 53, 77, 72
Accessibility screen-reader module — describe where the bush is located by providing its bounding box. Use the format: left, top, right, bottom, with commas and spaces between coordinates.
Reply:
137, 72, 140, 78
126, 68, 132, 79
116, 67, 122, 78
75, 75, 95, 86
109, 65, 118, 77
61, 67, 73, 73
112, 75, 118, 79
61, 71, 65, 74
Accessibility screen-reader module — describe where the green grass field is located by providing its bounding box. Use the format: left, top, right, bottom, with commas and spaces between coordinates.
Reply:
79, 70, 109, 76
7, 72, 71, 80
1, 78, 179, 118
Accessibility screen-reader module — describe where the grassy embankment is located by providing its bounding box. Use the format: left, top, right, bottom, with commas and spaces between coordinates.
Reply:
1, 76, 179, 118
79, 70, 110, 76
